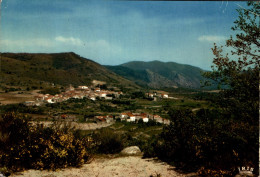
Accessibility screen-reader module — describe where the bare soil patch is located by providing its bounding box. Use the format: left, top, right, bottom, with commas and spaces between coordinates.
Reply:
0, 90, 41, 105
10, 156, 189, 177
30, 121, 114, 130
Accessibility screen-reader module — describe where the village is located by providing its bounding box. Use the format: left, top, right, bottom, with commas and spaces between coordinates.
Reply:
94, 112, 170, 125
23, 85, 123, 106
21, 81, 173, 126
24, 86, 171, 106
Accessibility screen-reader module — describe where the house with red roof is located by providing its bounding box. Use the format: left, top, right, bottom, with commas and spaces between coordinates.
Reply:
127, 112, 136, 122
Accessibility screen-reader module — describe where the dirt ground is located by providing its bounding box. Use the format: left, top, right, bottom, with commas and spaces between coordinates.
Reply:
10, 156, 193, 177
30, 121, 114, 130
0, 90, 40, 105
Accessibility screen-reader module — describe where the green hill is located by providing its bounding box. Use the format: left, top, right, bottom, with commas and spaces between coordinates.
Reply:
106, 60, 207, 89
0, 52, 138, 89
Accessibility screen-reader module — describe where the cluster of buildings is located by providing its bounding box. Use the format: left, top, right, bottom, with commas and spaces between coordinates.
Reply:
146, 92, 169, 100
92, 112, 170, 125
24, 85, 123, 106
94, 115, 114, 123
120, 112, 170, 125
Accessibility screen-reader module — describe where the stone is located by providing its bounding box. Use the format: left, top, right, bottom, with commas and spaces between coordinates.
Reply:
120, 146, 142, 156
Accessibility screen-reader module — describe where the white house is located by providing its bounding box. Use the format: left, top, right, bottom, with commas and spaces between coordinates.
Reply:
142, 117, 149, 123
105, 96, 113, 100
123, 112, 136, 122
120, 113, 128, 118
146, 93, 154, 98
100, 92, 107, 98
128, 113, 136, 122
161, 94, 169, 98
90, 96, 96, 101
105, 115, 114, 123
78, 86, 88, 89
46, 97, 55, 104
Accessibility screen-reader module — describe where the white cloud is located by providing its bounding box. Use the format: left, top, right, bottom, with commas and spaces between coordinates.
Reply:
198, 35, 226, 42
55, 36, 83, 46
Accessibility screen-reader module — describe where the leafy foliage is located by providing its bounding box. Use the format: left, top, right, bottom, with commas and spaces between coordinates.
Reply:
0, 104, 44, 115
144, 109, 258, 175
0, 113, 92, 171
130, 91, 146, 99
92, 129, 126, 154
203, 2, 259, 123
41, 87, 61, 95
145, 2, 259, 176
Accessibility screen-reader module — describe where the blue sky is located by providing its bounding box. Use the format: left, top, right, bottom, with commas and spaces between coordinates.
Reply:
0, 0, 246, 70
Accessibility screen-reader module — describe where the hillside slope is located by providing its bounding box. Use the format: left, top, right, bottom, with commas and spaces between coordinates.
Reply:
106, 60, 206, 89
0, 52, 138, 89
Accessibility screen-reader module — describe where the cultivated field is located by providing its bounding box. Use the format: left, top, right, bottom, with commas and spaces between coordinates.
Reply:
0, 90, 40, 105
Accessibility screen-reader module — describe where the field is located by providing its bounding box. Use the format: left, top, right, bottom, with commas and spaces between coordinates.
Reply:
0, 90, 40, 105
0, 88, 212, 122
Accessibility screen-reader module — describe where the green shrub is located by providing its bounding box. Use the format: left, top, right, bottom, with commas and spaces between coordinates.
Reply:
130, 91, 145, 99
145, 109, 258, 175
0, 104, 44, 114
92, 129, 125, 154
0, 112, 92, 171
41, 87, 60, 95
142, 136, 159, 158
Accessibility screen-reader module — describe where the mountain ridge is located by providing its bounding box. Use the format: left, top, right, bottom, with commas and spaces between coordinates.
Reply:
106, 60, 207, 89
0, 52, 139, 89
1, 52, 209, 90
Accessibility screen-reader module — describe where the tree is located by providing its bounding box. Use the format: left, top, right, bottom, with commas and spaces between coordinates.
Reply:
201, 2, 259, 174
41, 87, 61, 95
154, 2, 259, 174
203, 2, 259, 123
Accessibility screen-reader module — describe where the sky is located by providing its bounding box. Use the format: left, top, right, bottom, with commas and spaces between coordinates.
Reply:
0, 0, 247, 70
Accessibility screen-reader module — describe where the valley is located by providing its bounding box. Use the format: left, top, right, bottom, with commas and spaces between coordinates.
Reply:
0, 49, 257, 177
0, 1, 258, 176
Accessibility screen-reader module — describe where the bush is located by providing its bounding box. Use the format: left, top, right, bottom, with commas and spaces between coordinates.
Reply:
130, 91, 145, 99
99, 104, 117, 112
137, 119, 157, 128
145, 109, 258, 175
0, 112, 92, 171
0, 104, 44, 114
41, 87, 60, 95
92, 129, 125, 154
142, 136, 159, 158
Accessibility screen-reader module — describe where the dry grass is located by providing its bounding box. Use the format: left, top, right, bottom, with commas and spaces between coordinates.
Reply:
0, 90, 40, 105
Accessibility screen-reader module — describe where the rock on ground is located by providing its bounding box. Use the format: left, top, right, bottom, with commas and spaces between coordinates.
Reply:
120, 146, 142, 156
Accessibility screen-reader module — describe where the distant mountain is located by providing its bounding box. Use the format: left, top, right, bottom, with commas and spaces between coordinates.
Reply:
106, 60, 207, 89
0, 52, 138, 89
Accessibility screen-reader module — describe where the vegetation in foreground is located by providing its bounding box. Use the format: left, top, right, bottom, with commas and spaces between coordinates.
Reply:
0, 112, 162, 174
0, 113, 92, 172
142, 2, 259, 176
